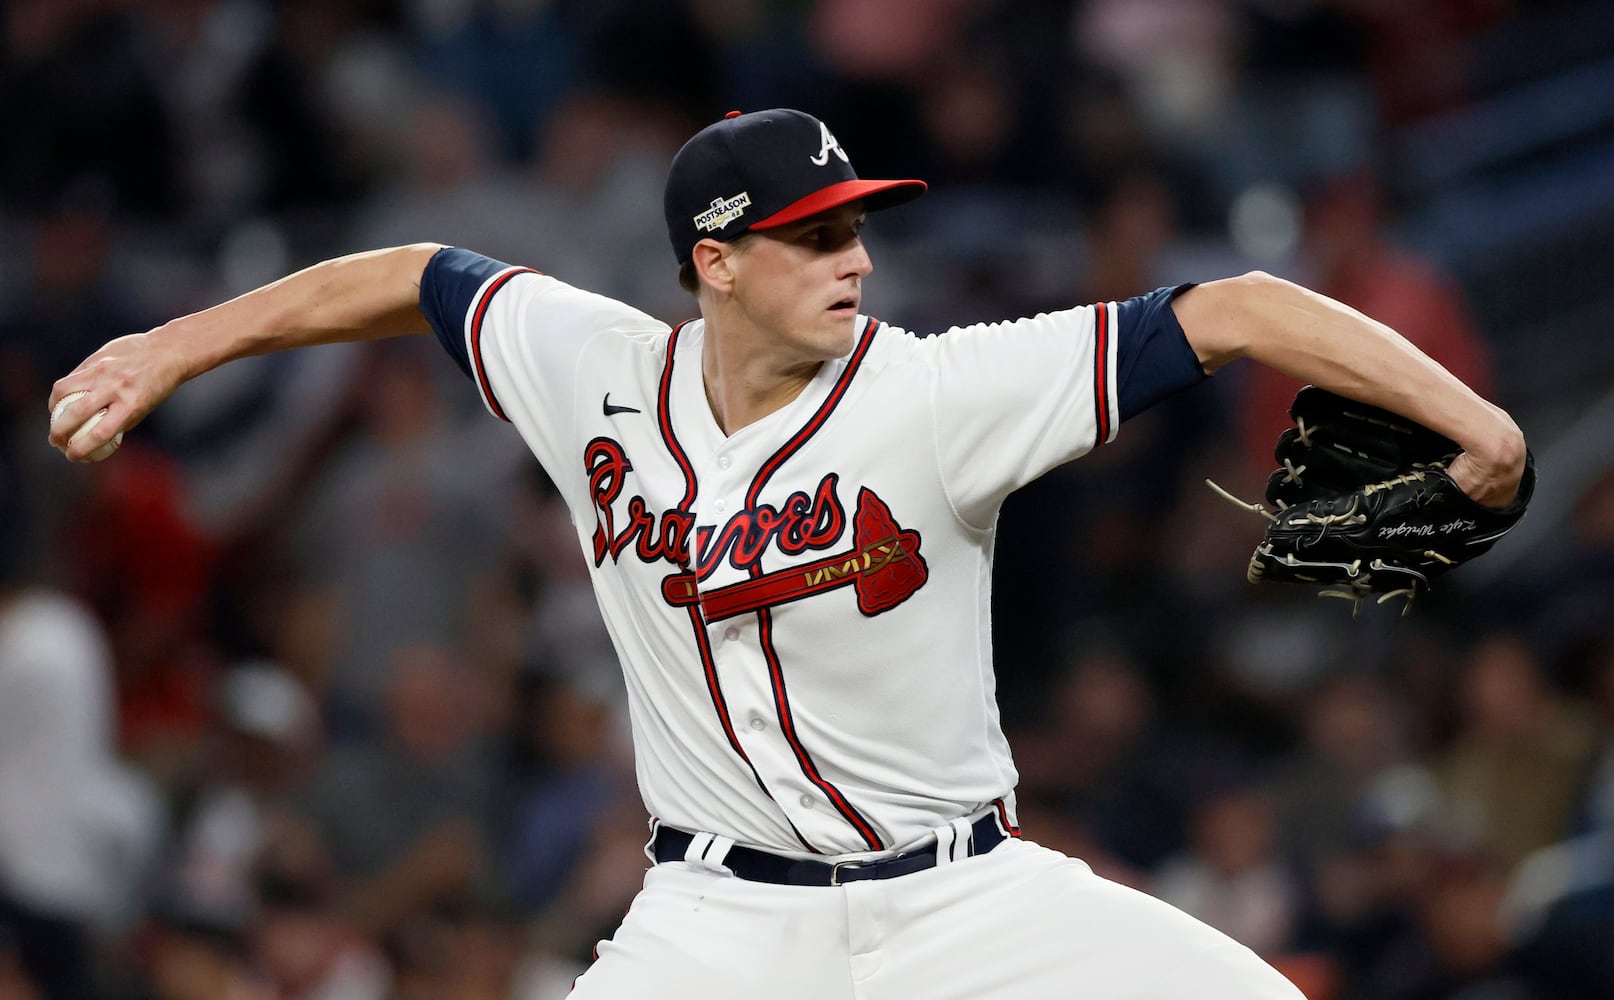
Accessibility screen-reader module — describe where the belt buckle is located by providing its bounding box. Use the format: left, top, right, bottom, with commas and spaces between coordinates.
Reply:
829, 859, 867, 886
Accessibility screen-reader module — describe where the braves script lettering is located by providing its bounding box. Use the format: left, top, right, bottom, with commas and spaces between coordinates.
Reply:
586, 436, 845, 576
689, 474, 845, 576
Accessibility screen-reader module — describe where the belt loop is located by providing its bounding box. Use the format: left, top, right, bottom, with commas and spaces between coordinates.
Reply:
683, 831, 714, 864
644, 817, 662, 865
931, 815, 976, 868
682, 831, 737, 875
949, 817, 975, 859
931, 821, 958, 867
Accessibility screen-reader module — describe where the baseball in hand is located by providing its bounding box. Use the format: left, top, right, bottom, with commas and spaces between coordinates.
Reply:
52, 391, 123, 462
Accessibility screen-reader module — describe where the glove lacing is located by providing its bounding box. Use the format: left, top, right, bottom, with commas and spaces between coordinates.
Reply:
1205, 467, 1459, 615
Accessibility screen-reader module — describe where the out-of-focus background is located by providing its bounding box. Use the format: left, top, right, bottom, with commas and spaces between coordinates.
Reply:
3, 0, 1614, 997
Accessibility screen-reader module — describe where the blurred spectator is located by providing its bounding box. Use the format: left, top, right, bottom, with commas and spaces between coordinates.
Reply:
405, 0, 582, 164
1271, 672, 1410, 871
160, 662, 321, 934
1211, 0, 1379, 199
1343, 0, 1512, 123
232, 0, 396, 217
909, 49, 1046, 190
1516, 466, 1614, 676
0, 509, 164, 1000
1012, 636, 1195, 873
492, 470, 635, 921
525, 799, 656, 975
1304, 807, 1435, 997
346, 91, 541, 270
290, 342, 520, 734
140, 0, 279, 232
1078, 164, 1183, 303
353, 87, 689, 320
1503, 828, 1614, 1000
577, 1, 720, 121
295, 643, 497, 937
1496, 635, 1614, 999
808, 0, 983, 85
1154, 783, 1301, 957
1384, 857, 1526, 1000
67, 446, 221, 788
0, 199, 154, 427
525, 90, 693, 317
1072, 0, 1240, 152
385, 899, 574, 1000
249, 872, 391, 1000
1439, 632, 1600, 870
140, 918, 267, 1000
687, 0, 827, 113
1578, 637, 1614, 834
502, 671, 633, 915
0, 0, 179, 216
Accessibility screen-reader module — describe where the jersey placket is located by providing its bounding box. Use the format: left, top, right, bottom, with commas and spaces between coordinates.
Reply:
691, 446, 846, 849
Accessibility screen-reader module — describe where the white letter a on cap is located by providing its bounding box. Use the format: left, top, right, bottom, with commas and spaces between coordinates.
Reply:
810, 122, 850, 166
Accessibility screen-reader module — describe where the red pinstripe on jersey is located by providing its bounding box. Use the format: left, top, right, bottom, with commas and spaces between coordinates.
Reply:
742, 316, 885, 852
657, 322, 700, 512
468, 267, 538, 422
658, 322, 744, 759
754, 606, 882, 850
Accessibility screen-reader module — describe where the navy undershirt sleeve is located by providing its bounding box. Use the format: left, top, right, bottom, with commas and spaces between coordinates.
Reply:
1114, 283, 1207, 421
418, 247, 517, 380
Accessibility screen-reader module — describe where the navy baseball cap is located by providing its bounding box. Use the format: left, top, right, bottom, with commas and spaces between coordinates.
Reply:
665, 109, 927, 265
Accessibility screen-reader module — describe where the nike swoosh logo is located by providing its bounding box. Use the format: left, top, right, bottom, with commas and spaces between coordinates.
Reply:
603, 394, 641, 417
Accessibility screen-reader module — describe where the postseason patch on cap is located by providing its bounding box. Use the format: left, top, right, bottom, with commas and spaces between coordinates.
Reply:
694, 192, 752, 232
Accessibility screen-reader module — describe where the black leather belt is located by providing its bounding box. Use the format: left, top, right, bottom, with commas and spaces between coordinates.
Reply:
652, 810, 1012, 886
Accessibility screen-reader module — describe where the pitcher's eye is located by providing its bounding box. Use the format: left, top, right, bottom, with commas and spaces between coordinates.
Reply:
802, 224, 860, 251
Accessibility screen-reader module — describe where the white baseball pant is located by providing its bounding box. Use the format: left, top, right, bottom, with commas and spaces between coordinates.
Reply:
570, 836, 1306, 999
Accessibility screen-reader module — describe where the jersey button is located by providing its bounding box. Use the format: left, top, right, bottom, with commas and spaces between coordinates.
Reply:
724, 626, 740, 641
714, 498, 728, 514
749, 716, 765, 731
718, 455, 731, 470
799, 794, 815, 809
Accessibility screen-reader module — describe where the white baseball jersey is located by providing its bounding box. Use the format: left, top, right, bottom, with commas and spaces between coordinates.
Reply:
420, 248, 1204, 859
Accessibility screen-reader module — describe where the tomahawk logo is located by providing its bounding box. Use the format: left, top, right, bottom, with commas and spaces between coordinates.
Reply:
810, 121, 850, 166
694, 192, 752, 232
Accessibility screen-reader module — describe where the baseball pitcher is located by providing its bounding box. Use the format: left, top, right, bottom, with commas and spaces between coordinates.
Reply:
50, 109, 1529, 998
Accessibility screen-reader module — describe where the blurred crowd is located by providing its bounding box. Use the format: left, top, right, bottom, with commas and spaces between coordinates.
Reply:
3, 1, 1614, 998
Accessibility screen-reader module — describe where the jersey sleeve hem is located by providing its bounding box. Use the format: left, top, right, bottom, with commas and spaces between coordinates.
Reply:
418, 247, 539, 423
1114, 282, 1206, 422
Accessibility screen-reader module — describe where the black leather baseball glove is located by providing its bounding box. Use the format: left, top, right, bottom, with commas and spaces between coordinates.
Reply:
1216, 386, 1535, 611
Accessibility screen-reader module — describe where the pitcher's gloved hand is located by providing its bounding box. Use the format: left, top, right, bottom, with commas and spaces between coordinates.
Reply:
1214, 386, 1535, 612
